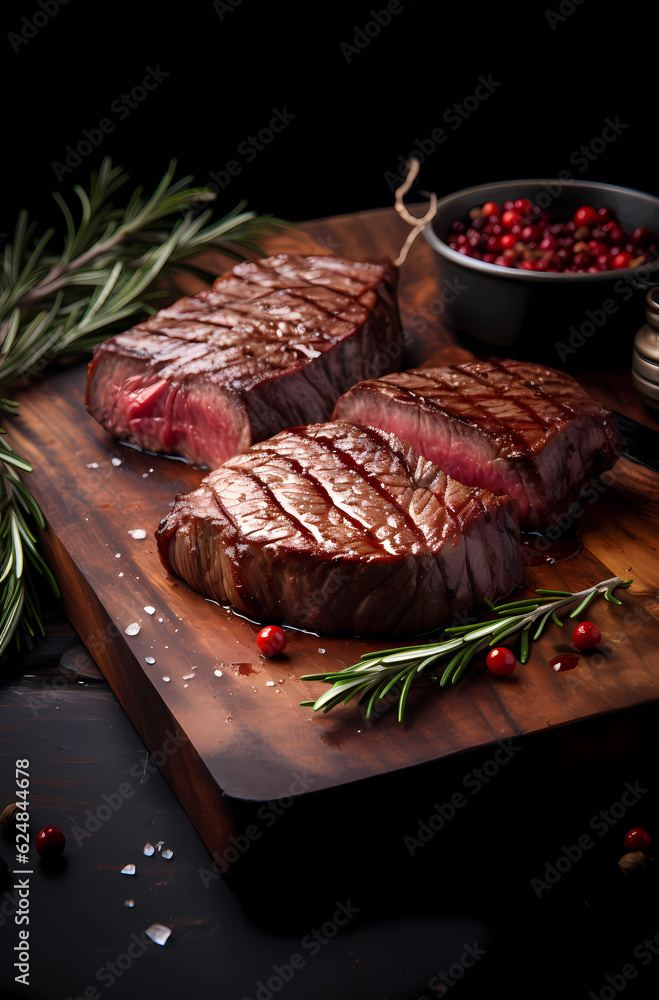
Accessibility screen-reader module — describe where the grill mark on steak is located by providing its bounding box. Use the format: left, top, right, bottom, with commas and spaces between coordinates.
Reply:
461, 359, 578, 424
286, 424, 430, 548
87, 253, 402, 469
409, 365, 554, 454
239, 446, 392, 553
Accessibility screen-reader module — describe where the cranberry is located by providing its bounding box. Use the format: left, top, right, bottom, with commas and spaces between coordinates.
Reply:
446, 197, 656, 274
632, 226, 653, 245
501, 209, 522, 229
574, 206, 599, 227
481, 201, 500, 218
256, 625, 287, 658
520, 224, 540, 243
35, 826, 66, 859
624, 828, 652, 852
572, 621, 601, 651
486, 647, 516, 676
612, 251, 632, 269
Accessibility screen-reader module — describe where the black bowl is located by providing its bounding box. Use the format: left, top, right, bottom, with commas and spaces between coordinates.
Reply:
423, 178, 659, 370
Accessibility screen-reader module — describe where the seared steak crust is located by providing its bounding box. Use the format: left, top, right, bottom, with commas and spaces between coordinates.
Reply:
85, 255, 401, 468
156, 421, 524, 636
332, 360, 621, 531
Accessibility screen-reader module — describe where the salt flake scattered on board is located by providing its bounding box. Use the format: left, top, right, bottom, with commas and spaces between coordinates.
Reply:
128, 529, 147, 539
145, 923, 171, 946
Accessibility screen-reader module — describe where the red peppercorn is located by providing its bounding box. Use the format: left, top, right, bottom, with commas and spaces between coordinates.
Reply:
35, 826, 66, 859
572, 621, 602, 651
486, 647, 516, 677
624, 828, 652, 852
256, 625, 287, 658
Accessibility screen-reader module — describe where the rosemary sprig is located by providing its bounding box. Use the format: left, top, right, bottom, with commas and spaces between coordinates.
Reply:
300, 576, 633, 723
0, 158, 287, 659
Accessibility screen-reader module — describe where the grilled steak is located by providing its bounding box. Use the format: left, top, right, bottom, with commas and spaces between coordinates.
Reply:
156, 421, 524, 636
332, 360, 621, 531
86, 254, 402, 469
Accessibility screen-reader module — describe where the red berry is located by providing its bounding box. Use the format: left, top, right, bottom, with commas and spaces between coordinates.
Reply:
572, 621, 601, 651
486, 647, 516, 677
624, 828, 652, 852
256, 625, 287, 658
520, 224, 540, 243
500, 232, 518, 249
501, 209, 522, 229
514, 198, 533, 215
574, 205, 599, 227
612, 251, 632, 269
35, 826, 65, 859
481, 201, 500, 218
632, 226, 653, 246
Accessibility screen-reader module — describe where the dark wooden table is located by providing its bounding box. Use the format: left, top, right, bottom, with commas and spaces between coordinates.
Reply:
2, 210, 659, 1000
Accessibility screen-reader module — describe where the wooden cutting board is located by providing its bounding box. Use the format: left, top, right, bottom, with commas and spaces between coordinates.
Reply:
8, 208, 659, 865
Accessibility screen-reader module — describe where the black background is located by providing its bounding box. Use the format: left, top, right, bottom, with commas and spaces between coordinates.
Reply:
1, 0, 657, 236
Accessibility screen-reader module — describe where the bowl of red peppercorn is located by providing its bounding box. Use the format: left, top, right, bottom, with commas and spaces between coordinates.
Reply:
423, 179, 659, 369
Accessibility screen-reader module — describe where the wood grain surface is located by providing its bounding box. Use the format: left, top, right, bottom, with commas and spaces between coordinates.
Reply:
8, 207, 659, 866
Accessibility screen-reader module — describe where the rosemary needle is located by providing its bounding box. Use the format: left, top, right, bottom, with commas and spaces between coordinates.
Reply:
300, 577, 632, 723
0, 158, 286, 659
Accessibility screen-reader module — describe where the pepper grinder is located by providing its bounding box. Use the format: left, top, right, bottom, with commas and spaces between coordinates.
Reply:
632, 286, 659, 410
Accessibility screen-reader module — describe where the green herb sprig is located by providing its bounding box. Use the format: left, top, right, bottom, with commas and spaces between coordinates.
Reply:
300, 576, 633, 722
0, 158, 286, 658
